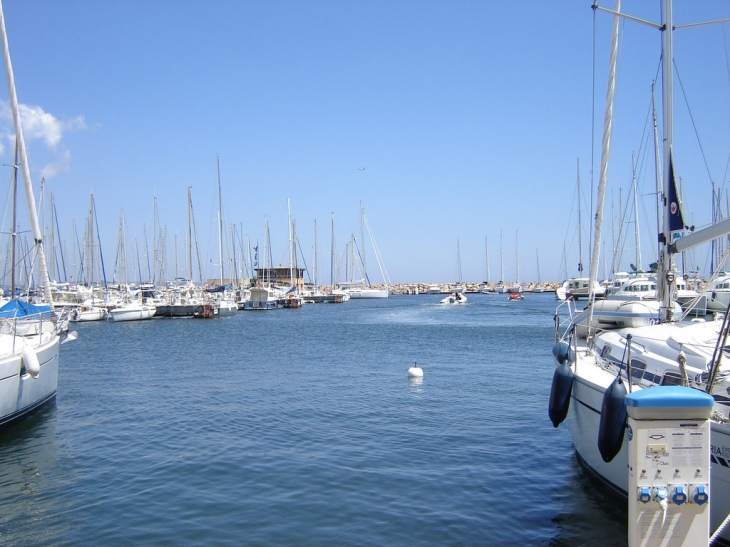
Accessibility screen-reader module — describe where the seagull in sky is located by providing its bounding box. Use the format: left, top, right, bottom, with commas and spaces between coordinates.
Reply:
357, 167, 365, 171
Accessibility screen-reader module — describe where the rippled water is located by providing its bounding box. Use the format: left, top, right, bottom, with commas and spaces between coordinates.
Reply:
0, 293, 628, 546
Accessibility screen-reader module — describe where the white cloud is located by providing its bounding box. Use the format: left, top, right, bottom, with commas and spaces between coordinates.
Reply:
40, 149, 71, 179
18, 103, 86, 150
0, 100, 86, 179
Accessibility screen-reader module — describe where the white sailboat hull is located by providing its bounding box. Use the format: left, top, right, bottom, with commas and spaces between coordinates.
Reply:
110, 304, 156, 322
71, 306, 107, 322
346, 288, 389, 299
0, 333, 60, 430
564, 354, 730, 541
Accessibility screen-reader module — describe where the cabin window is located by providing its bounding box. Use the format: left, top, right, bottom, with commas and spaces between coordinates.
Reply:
629, 359, 646, 380
661, 372, 683, 386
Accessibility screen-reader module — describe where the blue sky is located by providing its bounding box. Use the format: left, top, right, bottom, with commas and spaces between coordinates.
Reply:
1, 1, 729, 285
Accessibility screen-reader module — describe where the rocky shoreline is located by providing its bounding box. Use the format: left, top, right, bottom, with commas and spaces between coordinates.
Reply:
376, 282, 560, 295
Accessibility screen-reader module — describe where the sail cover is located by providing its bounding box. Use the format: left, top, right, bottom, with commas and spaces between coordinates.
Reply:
0, 299, 53, 319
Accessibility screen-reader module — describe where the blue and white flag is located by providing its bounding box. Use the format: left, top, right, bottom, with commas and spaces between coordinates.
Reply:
667, 150, 685, 242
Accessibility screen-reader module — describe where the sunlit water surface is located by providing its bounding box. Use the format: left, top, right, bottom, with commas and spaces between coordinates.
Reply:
0, 293, 627, 546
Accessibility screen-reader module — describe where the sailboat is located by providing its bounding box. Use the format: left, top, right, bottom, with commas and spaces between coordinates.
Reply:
340, 201, 390, 298
71, 195, 108, 322
243, 218, 284, 310
156, 188, 205, 317
549, 2, 730, 542
108, 210, 156, 322
507, 230, 523, 294
0, 0, 74, 431
560, 160, 606, 300
208, 156, 237, 316
533, 249, 545, 293
494, 230, 508, 293
440, 239, 467, 304
480, 237, 497, 294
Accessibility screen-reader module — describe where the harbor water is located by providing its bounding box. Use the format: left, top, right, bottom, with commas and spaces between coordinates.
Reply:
0, 293, 628, 546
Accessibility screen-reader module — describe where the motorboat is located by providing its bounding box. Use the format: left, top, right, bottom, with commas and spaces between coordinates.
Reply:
606, 275, 657, 301
561, 277, 607, 300
243, 287, 284, 310
440, 292, 467, 305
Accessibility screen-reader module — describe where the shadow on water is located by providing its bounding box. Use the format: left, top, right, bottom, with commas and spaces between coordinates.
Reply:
548, 453, 628, 547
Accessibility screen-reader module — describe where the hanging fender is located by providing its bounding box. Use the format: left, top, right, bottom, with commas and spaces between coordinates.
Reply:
552, 340, 572, 364
597, 376, 627, 463
548, 359, 574, 428
19, 340, 40, 378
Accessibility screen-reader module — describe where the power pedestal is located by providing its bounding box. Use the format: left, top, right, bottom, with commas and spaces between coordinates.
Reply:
626, 386, 714, 547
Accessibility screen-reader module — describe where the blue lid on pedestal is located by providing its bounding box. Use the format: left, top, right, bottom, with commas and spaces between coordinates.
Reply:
625, 386, 714, 420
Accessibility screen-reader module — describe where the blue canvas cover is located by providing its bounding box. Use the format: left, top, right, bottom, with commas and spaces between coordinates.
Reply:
0, 299, 53, 319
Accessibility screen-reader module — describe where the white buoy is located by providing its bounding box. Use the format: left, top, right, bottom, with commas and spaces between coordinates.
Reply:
407, 362, 423, 378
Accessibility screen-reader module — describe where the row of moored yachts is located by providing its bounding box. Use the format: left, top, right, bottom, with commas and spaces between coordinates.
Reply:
558, 270, 730, 317
43, 281, 389, 322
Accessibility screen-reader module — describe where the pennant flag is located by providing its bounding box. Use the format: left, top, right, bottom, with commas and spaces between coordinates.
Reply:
667, 151, 685, 241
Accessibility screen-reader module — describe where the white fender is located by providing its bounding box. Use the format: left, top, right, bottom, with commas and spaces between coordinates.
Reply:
19, 340, 40, 378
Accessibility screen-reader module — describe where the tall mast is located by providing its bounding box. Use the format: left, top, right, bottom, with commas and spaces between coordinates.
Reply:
10, 140, 17, 297
0, 2, 53, 303
631, 153, 642, 270
263, 218, 271, 286
217, 156, 224, 285
313, 219, 319, 288
485, 236, 490, 283
187, 187, 193, 282
515, 230, 520, 283
587, 0, 620, 299
500, 230, 504, 283
576, 158, 583, 276
53, 195, 68, 282
651, 83, 663, 262
658, 0, 676, 322
288, 198, 294, 286
152, 196, 159, 284
89, 195, 94, 299
330, 213, 336, 288
360, 200, 367, 285
49, 190, 55, 282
